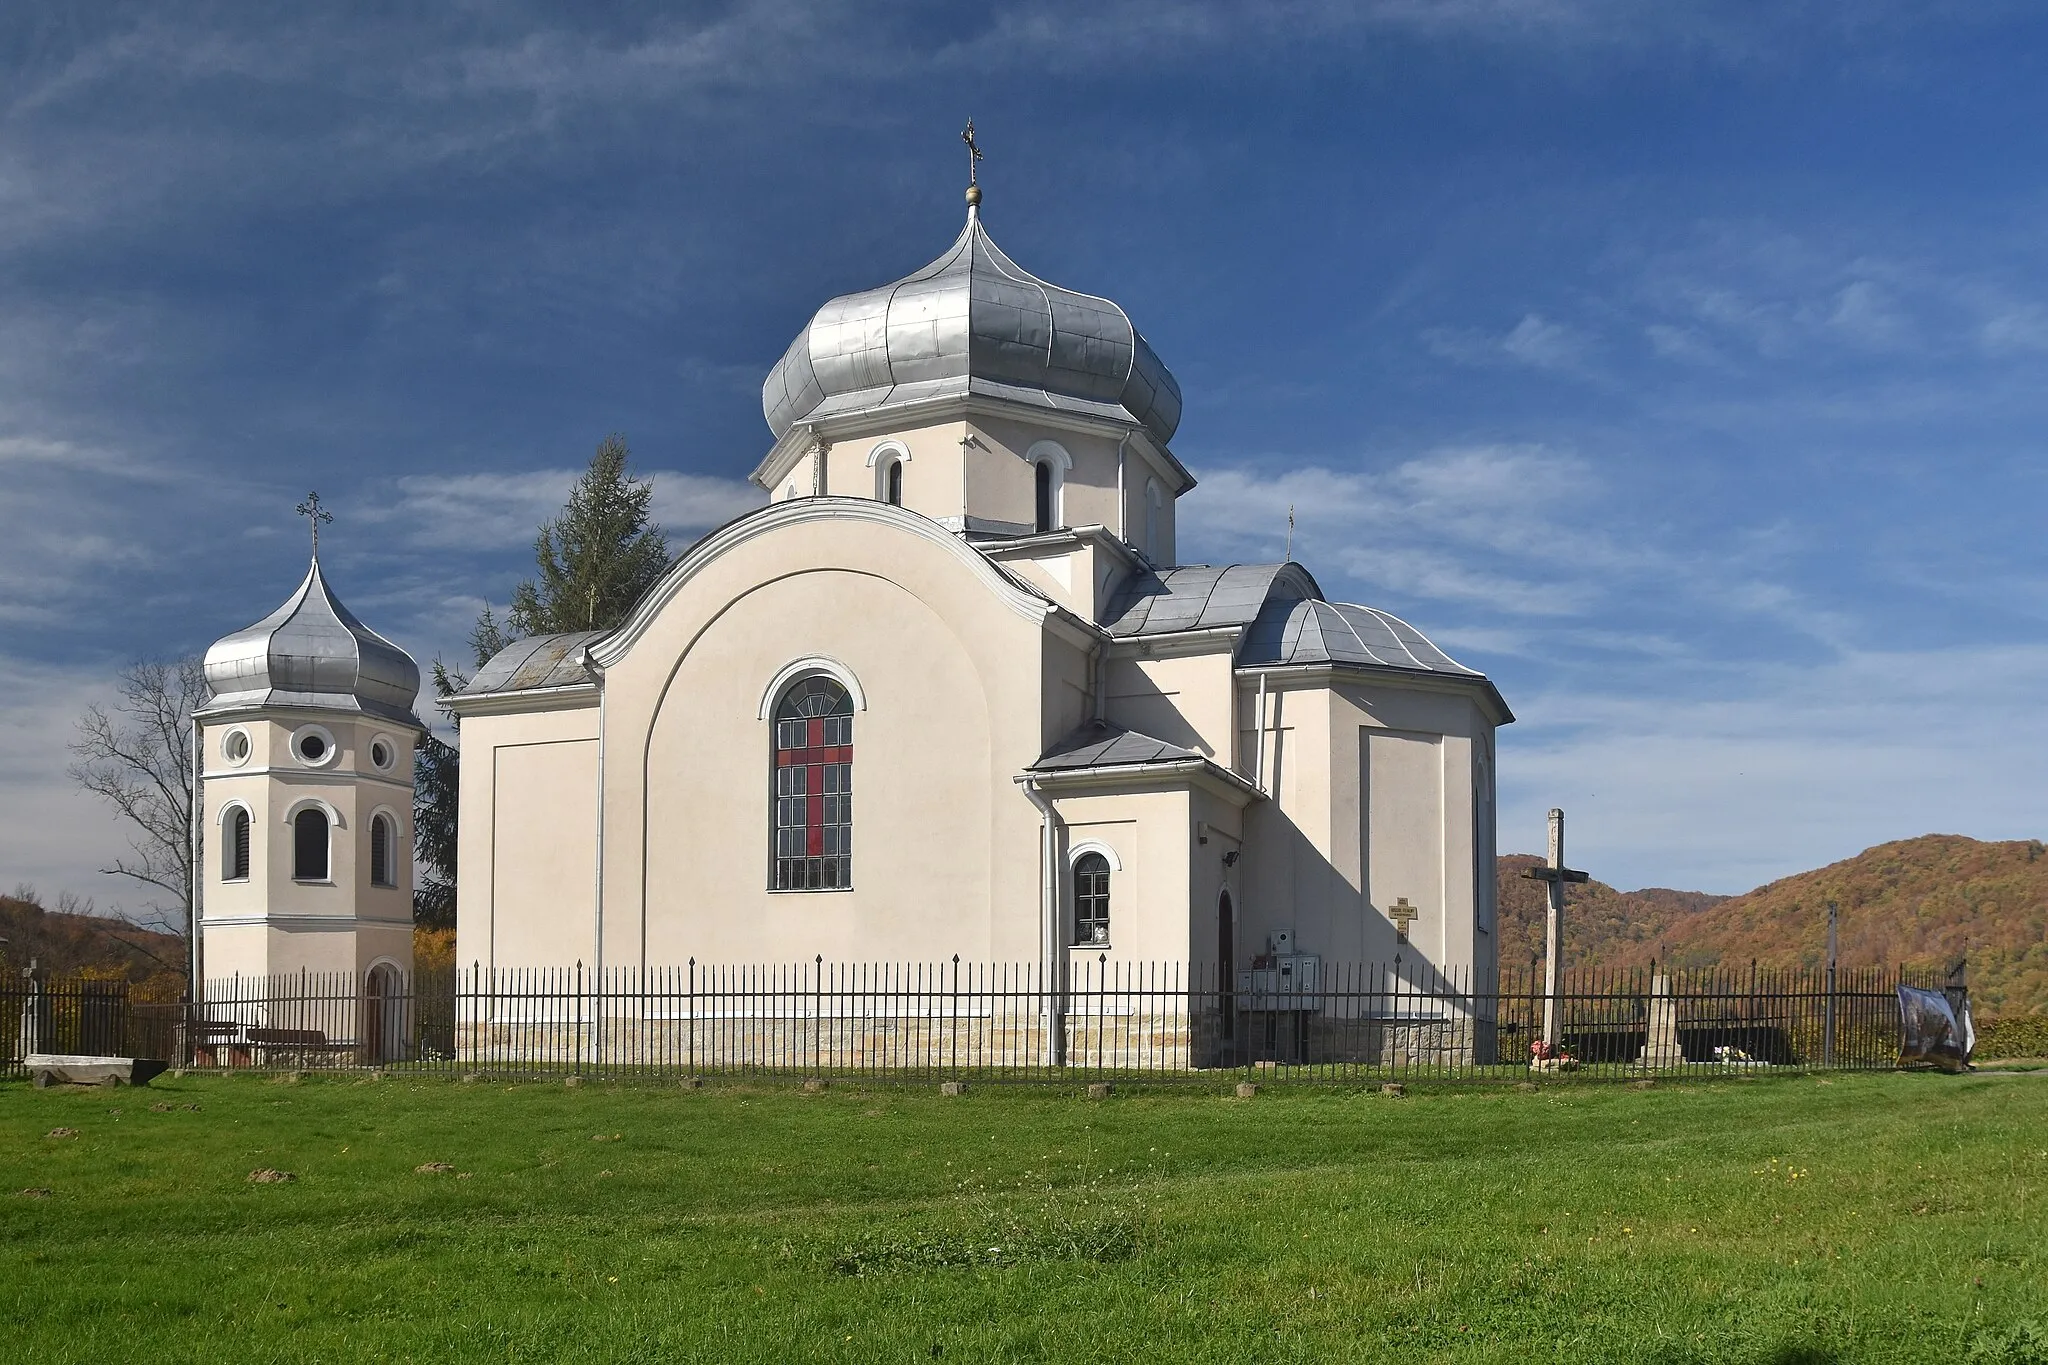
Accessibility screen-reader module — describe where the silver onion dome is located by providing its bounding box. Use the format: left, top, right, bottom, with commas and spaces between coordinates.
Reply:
198, 558, 423, 726
762, 204, 1182, 445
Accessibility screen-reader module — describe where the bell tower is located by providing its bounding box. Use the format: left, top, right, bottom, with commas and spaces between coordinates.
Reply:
193, 499, 424, 988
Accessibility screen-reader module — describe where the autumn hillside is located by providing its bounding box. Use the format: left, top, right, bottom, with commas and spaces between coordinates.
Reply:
1498, 834, 2048, 1017
0, 889, 186, 986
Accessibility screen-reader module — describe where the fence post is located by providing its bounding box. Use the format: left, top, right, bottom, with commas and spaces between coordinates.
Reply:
1822, 901, 1838, 1068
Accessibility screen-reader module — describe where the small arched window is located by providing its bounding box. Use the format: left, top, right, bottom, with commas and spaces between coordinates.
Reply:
1073, 853, 1111, 945
293, 808, 330, 882
1144, 480, 1164, 562
882, 458, 903, 506
224, 807, 250, 882
370, 813, 395, 888
1034, 460, 1055, 533
772, 676, 854, 890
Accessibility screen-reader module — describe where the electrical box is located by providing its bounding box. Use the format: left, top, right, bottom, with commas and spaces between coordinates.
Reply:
1271, 927, 1295, 955
1235, 953, 1320, 1010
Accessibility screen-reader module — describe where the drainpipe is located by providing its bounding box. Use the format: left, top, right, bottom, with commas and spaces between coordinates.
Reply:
1091, 637, 1108, 725
1115, 431, 1130, 544
583, 646, 607, 1063
1254, 672, 1268, 793
1020, 778, 1067, 1067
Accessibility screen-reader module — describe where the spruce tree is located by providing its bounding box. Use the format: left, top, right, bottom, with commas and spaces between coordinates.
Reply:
509, 434, 673, 635
413, 435, 674, 929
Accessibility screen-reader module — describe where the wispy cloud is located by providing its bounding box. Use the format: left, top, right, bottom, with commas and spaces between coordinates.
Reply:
371, 469, 762, 553
1423, 313, 1596, 374
1501, 641, 2048, 892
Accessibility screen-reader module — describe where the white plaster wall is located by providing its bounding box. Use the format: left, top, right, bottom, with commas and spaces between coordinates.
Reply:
199, 713, 416, 981
454, 703, 600, 974
1107, 648, 1235, 759
593, 507, 1072, 968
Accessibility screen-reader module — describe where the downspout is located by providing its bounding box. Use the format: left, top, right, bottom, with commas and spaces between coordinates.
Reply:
584, 647, 607, 1065
1020, 777, 1067, 1067
1115, 431, 1130, 544
1091, 637, 1108, 725
1254, 672, 1268, 793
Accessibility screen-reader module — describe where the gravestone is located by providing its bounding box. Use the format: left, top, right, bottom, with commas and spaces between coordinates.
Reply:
1638, 974, 1685, 1069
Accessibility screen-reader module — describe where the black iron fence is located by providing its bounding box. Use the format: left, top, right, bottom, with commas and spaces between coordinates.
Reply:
4, 959, 1957, 1082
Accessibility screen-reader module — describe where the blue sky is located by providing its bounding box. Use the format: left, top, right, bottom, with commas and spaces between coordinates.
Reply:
2, 2, 2044, 915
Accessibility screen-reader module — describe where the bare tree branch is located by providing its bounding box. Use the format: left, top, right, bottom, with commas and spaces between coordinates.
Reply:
68, 656, 206, 983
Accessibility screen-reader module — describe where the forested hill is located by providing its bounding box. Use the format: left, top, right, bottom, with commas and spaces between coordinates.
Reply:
1497, 834, 2048, 1017
0, 891, 185, 984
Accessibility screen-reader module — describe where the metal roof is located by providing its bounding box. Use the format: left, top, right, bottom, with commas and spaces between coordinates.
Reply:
199, 558, 422, 725
763, 207, 1182, 446
462, 631, 602, 697
1031, 720, 1205, 772
1239, 600, 1480, 676
1103, 563, 1322, 638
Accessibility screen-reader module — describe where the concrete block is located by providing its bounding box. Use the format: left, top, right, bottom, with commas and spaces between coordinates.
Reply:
1381, 1082, 1406, 1097
940, 1081, 967, 1096
1087, 1082, 1113, 1100
1235, 1082, 1259, 1099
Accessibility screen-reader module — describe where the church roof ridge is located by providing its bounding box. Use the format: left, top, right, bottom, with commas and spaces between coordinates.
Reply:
1103, 561, 1322, 638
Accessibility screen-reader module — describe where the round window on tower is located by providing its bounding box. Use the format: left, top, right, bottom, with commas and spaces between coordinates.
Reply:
291, 724, 338, 769
369, 736, 395, 772
221, 728, 252, 767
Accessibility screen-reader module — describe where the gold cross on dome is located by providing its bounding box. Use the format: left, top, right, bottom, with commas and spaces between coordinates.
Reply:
295, 491, 333, 558
962, 118, 983, 185
1388, 897, 1420, 943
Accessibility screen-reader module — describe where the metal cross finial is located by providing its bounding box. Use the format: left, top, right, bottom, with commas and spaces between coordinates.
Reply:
962, 118, 982, 186
295, 491, 333, 558
1286, 505, 1295, 562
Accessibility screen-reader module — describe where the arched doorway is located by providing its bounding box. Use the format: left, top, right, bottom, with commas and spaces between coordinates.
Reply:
364, 964, 404, 1063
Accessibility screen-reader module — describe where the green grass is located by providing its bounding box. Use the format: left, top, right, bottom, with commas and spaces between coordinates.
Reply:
4, 1071, 2046, 1363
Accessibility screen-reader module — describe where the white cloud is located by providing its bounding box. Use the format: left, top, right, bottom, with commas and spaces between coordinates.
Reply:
1181, 445, 1623, 616
0, 656, 133, 910
374, 468, 762, 552
1424, 313, 1595, 373
1501, 642, 2048, 893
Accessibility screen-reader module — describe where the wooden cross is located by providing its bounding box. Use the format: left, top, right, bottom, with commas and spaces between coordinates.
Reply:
1387, 897, 1419, 943
295, 491, 333, 558
962, 118, 982, 185
1521, 808, 1589, 1048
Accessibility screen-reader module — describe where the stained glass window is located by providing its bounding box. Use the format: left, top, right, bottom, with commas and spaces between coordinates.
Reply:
772, 676, 853, 890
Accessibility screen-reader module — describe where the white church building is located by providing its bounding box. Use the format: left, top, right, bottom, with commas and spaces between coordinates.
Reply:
192, 182, 1511, 1039
446, 186, 1512, 991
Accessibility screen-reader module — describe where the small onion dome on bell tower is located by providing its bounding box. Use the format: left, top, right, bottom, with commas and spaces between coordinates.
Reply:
197, 557, 423, 727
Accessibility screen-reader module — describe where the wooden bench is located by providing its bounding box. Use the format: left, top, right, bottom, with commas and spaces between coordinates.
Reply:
244, 1027, 358, 1067
185, 1021, 250, 1068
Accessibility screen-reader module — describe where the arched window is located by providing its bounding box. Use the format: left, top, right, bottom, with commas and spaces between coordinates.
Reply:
1034, 460, 1055, 533
370, 813, 395, 888
224, 807, 250, 882
293, 808, 330, 882
1073, 853, 1110, 945
1144, 480, 1164, 562
772, 676, 853, 890
882, 458, 903, 506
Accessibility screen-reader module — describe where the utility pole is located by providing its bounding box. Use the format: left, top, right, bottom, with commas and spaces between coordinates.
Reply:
1522, 808, 1589, 1051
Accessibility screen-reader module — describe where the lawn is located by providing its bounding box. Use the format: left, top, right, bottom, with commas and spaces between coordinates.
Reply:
3, 1071, 2045, 1363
